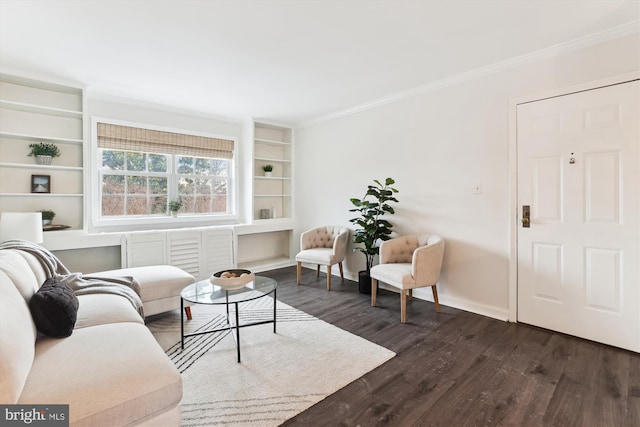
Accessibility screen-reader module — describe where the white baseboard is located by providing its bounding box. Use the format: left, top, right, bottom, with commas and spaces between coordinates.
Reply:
384, 285, 509, 321
306, 266, 510, 321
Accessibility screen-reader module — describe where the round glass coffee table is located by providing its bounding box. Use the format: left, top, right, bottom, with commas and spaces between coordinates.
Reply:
180, 275, 277, 363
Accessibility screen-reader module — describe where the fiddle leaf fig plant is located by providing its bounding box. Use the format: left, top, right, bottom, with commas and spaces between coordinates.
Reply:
348, 177, 399, 275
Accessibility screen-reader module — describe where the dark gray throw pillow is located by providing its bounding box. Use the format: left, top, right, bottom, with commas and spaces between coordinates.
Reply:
29, 277, 79, 338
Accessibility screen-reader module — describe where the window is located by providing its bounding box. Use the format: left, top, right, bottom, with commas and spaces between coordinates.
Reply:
100, 150, 170, 216
96, 121, 235, 222
176, 156, 229, 214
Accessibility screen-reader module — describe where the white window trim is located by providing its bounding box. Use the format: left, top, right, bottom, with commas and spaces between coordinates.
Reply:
89, 117, 239, 233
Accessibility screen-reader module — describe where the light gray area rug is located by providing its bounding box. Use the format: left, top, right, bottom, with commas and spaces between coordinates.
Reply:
148, 297, 395, 426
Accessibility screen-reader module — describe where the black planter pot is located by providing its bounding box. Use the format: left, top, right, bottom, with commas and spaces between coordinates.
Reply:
358, 270, 372, 294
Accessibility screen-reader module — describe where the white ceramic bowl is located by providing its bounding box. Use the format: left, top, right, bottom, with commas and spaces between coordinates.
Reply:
210, 269, 254, 290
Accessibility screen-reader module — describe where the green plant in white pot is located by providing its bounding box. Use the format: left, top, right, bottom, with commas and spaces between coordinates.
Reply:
262, 164, 273, 177
349, 177, 399, 294
168, 199, 182, 217
28, 142, 61, 165
39, 209, 56, 226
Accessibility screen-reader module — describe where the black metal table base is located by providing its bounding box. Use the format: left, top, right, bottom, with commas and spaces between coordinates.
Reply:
180, 289, 277, 363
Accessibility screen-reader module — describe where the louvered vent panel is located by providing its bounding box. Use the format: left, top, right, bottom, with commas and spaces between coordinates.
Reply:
168, 234, 201, 279
123, 234, 166, 267
122, 228, 234, 281
202, 229, 234, 276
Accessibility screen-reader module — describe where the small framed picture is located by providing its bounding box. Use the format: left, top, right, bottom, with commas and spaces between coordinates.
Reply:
31, 175, 51, 193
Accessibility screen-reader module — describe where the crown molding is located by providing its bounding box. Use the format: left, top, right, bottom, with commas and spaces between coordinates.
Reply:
0, 66, 87, 89
298, 20, 640, 129
86, 90, 244, 124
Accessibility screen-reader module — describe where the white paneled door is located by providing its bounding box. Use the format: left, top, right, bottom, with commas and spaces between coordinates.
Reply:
517, 80, 639, 352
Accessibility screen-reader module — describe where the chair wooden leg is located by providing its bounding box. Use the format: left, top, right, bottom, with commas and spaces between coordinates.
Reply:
338, 262, 344, 281
185, 306, 192, 320
401, 289, 407, 323
408, 289, 413, 300
316, 265, 320, 277
297, 262, 302, 285
432, 286, 440, 313
326, 265, 332, 291
371, 278, 378, 307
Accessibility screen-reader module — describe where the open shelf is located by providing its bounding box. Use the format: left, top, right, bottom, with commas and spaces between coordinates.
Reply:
255, 156, 292, 163
254, 137, 291, 146
0, 162, 83, 171
0, 100, 82, 118
0, 73, 85, 234
243, 122, 295, 270
253, 122, 293, 222
0, 131, 83, 145
0, 193, 83, 197
237, 256, 295, 273
236, 228, 293, 272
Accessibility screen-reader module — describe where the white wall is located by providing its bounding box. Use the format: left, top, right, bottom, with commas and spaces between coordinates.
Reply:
294, 34, 640, 320
55, 246, 121, 273
87, 97, 243, 138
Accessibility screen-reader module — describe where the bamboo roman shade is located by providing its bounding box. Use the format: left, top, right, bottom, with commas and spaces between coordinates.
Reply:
97, 122, 234, 159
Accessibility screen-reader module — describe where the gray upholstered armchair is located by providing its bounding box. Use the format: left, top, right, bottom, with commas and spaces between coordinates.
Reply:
370, 234, 445, 323
296, 226, 349, 290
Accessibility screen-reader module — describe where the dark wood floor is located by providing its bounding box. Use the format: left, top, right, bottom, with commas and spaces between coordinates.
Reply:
261, 266, 640, 427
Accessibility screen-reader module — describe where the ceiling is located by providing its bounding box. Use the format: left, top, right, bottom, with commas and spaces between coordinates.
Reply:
1, 1, 638, 126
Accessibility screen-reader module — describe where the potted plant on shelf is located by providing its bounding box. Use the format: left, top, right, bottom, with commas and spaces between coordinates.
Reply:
168, 199, 182, 217
262, 164, 273, 177
349, 177, 399, 294
28, 142, 61, 165
39, 209, 56, 226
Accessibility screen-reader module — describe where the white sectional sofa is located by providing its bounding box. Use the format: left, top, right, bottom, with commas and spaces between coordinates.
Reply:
0, 245, 193, 426
95, 265, 195, 318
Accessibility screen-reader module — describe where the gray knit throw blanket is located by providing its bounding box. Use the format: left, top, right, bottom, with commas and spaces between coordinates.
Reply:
0, 239, 144, 318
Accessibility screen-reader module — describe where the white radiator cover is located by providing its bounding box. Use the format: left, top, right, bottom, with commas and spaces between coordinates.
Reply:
121, 228, 234, 281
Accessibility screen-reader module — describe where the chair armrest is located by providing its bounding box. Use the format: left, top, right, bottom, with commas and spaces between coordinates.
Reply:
332, 229, 349, 262
300, 228, 316, 250
412, 238, 445, 285
379, 238, 398, 264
